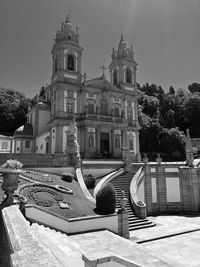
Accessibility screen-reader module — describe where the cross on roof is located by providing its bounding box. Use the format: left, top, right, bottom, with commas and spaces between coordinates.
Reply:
101, 65, 106, 78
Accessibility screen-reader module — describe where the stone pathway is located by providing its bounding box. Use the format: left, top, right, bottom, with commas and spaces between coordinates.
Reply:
141, 230, 200, 267
130, 215, 200, 242
130, 215, 200, 266
71, 230, 170, 266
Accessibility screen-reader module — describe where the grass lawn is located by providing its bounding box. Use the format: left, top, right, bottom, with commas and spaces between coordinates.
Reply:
18, 170, 96, 219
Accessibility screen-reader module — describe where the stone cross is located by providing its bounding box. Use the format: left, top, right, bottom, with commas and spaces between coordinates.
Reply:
101, 65, 106, 78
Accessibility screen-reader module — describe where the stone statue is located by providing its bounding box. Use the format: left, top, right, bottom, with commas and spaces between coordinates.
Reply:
183, 129, 194, 167
67, 119, 81, 167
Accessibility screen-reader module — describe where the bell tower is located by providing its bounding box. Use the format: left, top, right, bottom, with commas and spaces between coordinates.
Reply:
109, 35, 137, 92
51, 13, 83, 84
109, 35, 141, 162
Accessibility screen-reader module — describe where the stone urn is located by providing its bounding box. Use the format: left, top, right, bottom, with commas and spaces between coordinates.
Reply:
0, 159, 23, 206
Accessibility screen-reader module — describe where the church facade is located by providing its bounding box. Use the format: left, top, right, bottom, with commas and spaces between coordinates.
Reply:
27, 15, 141, 161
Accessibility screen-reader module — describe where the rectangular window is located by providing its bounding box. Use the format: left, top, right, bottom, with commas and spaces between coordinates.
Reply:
67, 102, 73, 113
114, 107, 120, 117
2, 142, 8, 149
127, 112, 132, 121
129, 139, 134, 150
115, 136, 120, 149
88, 128, 96, 149
25, 140, 30, 148
88, 103, 94, 114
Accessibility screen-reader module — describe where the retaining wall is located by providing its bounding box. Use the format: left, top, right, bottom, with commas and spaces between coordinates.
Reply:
0, 153, 72, 167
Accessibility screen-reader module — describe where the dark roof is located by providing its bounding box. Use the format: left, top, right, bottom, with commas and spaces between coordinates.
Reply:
85, 76, 122, 93
14, 123, 33, 136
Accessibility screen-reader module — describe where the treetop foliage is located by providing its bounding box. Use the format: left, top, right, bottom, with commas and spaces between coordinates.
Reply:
138, 82, 200, 160
0, 87, 29, 135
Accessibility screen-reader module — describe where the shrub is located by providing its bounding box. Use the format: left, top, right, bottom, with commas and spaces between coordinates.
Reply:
1, 159, 23, 170
62, 173, 73, 182
84, 174, 96, 189
96, 183, 116, 214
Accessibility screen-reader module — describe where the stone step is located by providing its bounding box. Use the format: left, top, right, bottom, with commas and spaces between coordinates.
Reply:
31, 223, 84, 267
129, 222, 156, 231
129, 218, 149, 224
111, 171, 156, 231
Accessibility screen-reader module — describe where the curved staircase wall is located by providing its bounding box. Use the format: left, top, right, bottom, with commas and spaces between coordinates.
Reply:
130, 167, 147, 219
93, 168, 124, 200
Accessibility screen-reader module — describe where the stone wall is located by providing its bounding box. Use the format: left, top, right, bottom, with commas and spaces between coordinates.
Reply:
143, 163, 200, 215
0, 153, 72, 168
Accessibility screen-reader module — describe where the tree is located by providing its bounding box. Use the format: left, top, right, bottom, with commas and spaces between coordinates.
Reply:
165, 109, 175, 129
183, 94, 200, 137
0, 88, 29, 134
139, 113, 161, 153
139, 83, 164, 97
169, 86, 175, 95
158, 128, 185, 159
188, 83, 200, 94
139, 94, 159, 118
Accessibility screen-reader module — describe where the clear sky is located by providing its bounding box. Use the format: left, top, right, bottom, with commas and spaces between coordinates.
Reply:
0, 0, 200, 98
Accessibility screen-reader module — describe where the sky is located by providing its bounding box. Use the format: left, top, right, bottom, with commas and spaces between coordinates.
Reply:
0, 0, 200, 98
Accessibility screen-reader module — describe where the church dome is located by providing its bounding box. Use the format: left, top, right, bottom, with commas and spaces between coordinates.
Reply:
14, 123, 33, 136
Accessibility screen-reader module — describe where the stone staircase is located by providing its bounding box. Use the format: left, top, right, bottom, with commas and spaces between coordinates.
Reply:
30, 223, 85, 266
111, 172, 156, 231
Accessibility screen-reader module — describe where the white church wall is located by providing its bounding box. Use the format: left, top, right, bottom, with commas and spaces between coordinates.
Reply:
36, 132, 50, 154
0, 137, 12, 153
38, 110, 50, 134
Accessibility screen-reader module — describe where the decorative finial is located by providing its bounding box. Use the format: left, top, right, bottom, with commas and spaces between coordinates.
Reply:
65, 5, 71, 23
121, 34, 124, 41
101, 65, 106, 78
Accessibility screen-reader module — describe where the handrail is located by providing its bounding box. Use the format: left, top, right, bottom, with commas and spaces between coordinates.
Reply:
93, 168, 124, 200
130, 166, 147, 219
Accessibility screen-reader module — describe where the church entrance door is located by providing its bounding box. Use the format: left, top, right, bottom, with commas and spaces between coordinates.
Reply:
100, 133, 110, 157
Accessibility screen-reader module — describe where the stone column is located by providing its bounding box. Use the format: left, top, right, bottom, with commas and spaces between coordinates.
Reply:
55, 126, 63, 153
117, 191, 130, 239
84, 127, 88, 155
156, 164, 167, 214
96, 127, 101, 156
136, 130, 141, 162
144, 164, 153, 215
110, 128, 114, 156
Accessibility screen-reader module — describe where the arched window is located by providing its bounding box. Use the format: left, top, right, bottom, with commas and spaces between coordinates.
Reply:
100, 99, 108, 115
113, 69, 118, 85
67, 54, 75, 71
126, 68, 132, 84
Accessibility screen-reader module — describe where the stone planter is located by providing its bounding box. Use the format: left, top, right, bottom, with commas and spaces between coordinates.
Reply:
1, 170, 21, 206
